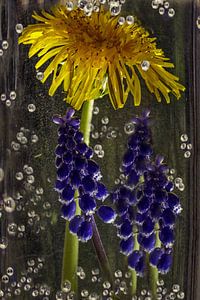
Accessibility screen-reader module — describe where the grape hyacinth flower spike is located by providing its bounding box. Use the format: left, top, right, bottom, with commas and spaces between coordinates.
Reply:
105, 111, 182, 276
53, 108, 116, 242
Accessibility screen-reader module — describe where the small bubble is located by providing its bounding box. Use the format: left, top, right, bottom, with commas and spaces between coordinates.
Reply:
1, 93, 6, 101
110, 5, 121, 16
94, 144, 102, 153
93, 106, 99, 115
10, 91, 16, 100
31, 134, 39, 143
168, 8, 175, 17
7, 267, 14, 276
98, 150, 104, 158
141, 60, 150, 71
159, 7, 165, 15
16, 172, 23, 180
170, 168, 175, 174
14, 289, 21, 296
118, 16, 125, 25
28, 103, 36, 112
2, 40, 9, 50
91, 268, 100, 275
32, 290, 39, 297
184, 151, 191, 158
114, 270, 122, 278
157, 279, 165, 286
0, 290, 4, 297
126, 15, 134, 25
27, 175, 35, 183
4, 196, 16, 213
0, 236, 8, 249
178, 183, 185, 191
66, 1, 74, 11
180, 143, 187, 150
36, 71, 44, 81
6, 99, 12, 107
164, 1, 170, 8
177, 292, 185, 299
92, 131, 99, 139
172, 284, 180, 293
0, 168, 4, 182
103, 281, 111, 289
187, 143, 192, 150
2, 274, 9, 283
15, 23, 24, 33
62, 280, 71, 293
25, 166, 33, 175
101, 116, 109, 125
124, 122, 135, 134
180, 134, 188, 142
81, 289, 89, 297
0, 49, 3, 56
152, 0, 159, 9
7, 223, 17, 236
196, 16, 200, 29
92, 276, 97, 282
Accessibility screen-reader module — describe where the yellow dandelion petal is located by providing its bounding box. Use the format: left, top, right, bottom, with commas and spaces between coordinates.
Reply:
19, 4, 185, 110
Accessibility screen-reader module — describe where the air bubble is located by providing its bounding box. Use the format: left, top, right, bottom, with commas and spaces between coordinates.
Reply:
4, 196, 16, 213
31, 134, 39, 143
36, 71, 44, 81
0, 236, 8, 249
168, 8, 175, 17
0, 168, 4, 181
124, 122, 135, 134
187, 143, 192, 150
28, 103, 36, 112
180, 134, 188, 142
126, 15, 134, 25
196, 16, 200, 29
15, 24, 24, 33
172, 284, 180, 293
7, 267, 14, 276
184, 151, 191, 158
180, 143, 186, 150
16, 172, 24, 180
0, 49, 3, 56
2, 40, 9, 50
152, 0, 159, 9
1, 93, 6, 101
66, 1, 74, 10
10, 91, 16, 100
6, 99, 11, 107
141, 60, 150, 71
118, 16, 125, 25
159, 7, 165, 15
7, 223, 18, 236
101, 116, 109, 124
93, 106, 99, 115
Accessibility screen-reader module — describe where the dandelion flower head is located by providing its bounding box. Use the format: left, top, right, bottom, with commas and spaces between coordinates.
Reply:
19, 4, 185, 110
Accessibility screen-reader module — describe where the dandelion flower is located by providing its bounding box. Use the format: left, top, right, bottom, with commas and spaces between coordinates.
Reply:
19, 5, 185, 110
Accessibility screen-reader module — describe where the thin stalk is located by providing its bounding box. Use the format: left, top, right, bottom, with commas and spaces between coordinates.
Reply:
131, 233, 139, 296
91, 215, 114, 285
61, 100, 94, 291
148, 223, 161, 299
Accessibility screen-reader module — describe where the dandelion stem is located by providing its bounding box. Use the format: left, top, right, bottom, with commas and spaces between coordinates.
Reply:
61, 100, 94, 292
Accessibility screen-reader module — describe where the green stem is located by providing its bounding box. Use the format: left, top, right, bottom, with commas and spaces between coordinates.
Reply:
61, 100, 94, 291
131, 232, 139, 296
148, 223, 161, 299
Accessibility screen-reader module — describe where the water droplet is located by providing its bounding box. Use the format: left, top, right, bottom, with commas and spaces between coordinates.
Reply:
141, 60, 150, 71
98, 150, 104, 158
126, 15, 134, 25
91, 276, 97, 282
114, 270, 122, 278
10, 91, 16, 100
101, 116, 109, 125
94, 144, 102, 153
25, 166, 33, 175
36, 71, 44, 81
110, 4, 121, 16
15, 23, 24, 33
172, 284, 180, 293
81, 289, 89, 297
177, 291, 185, 299
168, 8, 175, 17
103, 281, 111, 288
0, 49, 3, 56
2, 275, 9, 283
2, 40, 9, 50
28, 103, 36, 112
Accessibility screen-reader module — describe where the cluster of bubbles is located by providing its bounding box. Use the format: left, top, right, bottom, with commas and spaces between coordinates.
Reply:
0, 40, 9, 57
91, 106, 120, 142
65, 0, 126, 17
167, 169, 185, 192
0, 257, 51, 299
180, 134, 192, 159
11, 128, 39, 152
0, 90, 17, 107
151, 0, 175, 17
